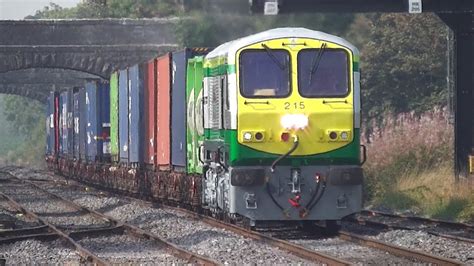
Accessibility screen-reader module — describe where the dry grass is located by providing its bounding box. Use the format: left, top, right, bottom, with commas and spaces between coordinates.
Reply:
363, 108, 474, 222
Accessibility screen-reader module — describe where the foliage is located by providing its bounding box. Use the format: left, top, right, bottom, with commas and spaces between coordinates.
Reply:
361, 108, 474, 222
0, 96, 22, 158
0, 95, 46, 167
359, 14, 448, 122
2, 95, 45, 137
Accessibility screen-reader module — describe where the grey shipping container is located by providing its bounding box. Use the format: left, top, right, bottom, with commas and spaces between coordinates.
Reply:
119, 69, 129, 163
45, 92, 55, 155
128, 64, 145, 164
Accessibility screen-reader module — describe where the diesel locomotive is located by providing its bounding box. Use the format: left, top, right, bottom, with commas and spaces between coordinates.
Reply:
46, 28, 364, 228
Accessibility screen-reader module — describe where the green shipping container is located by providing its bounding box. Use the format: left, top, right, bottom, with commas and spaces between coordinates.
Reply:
110, 72, 119, 162
186, 56, 205, 174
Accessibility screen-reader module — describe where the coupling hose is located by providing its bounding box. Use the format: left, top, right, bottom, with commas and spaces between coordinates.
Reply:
270, 135, 299, 172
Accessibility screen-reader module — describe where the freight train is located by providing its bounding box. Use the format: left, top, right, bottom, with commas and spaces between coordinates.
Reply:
45, 28, 364, 229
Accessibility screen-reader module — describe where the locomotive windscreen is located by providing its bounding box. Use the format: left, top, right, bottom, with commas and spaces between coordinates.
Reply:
239, 49, 290, 98
298, 49, 349, 97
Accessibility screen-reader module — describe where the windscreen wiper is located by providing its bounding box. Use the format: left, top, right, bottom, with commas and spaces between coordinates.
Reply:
308, 42, 327, 85
261, 43, 287, 70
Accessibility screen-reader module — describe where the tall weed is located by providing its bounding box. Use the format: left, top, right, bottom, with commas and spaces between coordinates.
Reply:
361, 108, 473, 222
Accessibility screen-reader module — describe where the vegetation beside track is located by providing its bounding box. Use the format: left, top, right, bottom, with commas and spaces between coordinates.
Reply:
0, 95, 45, 168
2, 2, 469, 221
363, 108, 474, 223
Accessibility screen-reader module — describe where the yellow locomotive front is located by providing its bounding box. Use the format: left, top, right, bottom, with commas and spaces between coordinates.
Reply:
237, 37, 356, 158
202, 28, 363, 225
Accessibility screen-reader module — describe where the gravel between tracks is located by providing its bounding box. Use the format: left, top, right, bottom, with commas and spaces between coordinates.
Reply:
0, 198, 40, 229
35, 179, 318, 265
291, 238, 418, 265
77, 234, 187, 264
356, 212, 474, 240
0, 178, 110, 231
342, 221, 474, 264
0, 239, 80, 264
7, 168, 474, 265
373, 229, 474, 264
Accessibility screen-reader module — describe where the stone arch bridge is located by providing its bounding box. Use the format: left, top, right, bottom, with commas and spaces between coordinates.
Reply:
0, 19, 178, 103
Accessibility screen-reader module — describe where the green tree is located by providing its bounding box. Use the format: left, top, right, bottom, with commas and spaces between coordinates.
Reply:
360, 13, 448, 121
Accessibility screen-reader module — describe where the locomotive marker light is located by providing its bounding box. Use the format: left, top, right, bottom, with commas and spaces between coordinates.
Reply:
281, 132, 290, 142
340, 131, 349, 140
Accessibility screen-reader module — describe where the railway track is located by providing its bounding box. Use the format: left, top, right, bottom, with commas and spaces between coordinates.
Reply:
0, 172, 218, 265
348, 209, 474, 244
2, 167, 470, 265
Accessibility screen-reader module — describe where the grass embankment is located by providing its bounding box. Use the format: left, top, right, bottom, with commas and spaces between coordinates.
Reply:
363, 108, 474, 222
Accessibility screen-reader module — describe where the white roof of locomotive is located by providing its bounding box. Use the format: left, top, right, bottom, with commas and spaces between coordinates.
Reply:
205, 27, 359, 62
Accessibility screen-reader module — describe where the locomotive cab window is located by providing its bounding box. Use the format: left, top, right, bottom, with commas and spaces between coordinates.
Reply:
239, 49, 290, 98
298, 49, 349, 98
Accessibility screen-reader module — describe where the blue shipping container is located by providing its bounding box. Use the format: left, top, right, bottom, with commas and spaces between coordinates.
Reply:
85, 80, 111, 162
99, 82, 111, 160
79, 88, 87, 161
119, 69, 129, 163
85, 80, 99, 162
66, 89, 74, 158
171, 50, 188, 168
128, 64, 145, 164
73, 88, 81, 159
59, 93, 64, 154
59, 91, 70, 156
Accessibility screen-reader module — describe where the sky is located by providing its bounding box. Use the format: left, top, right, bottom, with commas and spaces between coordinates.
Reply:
0, 0, 80, 19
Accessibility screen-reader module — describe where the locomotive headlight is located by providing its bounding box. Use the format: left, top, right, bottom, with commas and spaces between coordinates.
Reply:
294, 115, 309, 129
243, 132, 252, 141
280, 114, 308, 130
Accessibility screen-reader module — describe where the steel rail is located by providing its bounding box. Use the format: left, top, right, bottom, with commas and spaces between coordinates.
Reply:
23, 169, 466, 265
0, 233, 59, 244
348, 216, 474, 244
337, 230, 463, 266
19, 178, 219, 266
0, 192, 109, 265
163, 205, 351, 266
39, 178, 350, 265
362, 210, 474, 230
0, 225, 49, 237
32, 173, 464, 266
